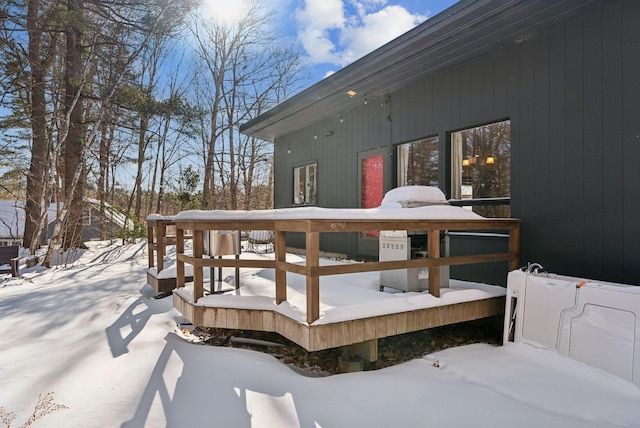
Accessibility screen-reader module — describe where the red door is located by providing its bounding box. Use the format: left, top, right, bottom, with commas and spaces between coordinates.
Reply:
362, 154, 384, 236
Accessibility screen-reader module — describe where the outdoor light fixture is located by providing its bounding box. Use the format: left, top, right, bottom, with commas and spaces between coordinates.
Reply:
339, 115, 344, 123
346, 90, 357, 97
363, 97, 368, 105
287, 146, 291, 154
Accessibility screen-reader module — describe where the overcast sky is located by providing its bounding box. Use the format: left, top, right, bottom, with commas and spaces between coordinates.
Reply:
204, 0, 459, 83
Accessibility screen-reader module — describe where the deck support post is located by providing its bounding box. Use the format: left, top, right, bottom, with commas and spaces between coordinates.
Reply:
345, 339, 379, 362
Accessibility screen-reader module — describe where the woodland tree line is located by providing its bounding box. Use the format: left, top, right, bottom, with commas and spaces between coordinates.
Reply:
0, 0, 305, 263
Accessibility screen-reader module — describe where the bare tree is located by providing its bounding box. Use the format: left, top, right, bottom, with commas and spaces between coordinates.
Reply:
23, 0, 58, 252
188, 0, 305, 210
43, 0, 199, 265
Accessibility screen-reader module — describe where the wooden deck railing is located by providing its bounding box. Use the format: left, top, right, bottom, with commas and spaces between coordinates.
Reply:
146, 216, 177, 273
173, 217, 520, 324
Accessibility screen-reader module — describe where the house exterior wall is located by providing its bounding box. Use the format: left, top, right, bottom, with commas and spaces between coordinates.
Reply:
275, 98, 392, 255
44, 205, 127, 244
274, 0, 640, 285
82, 207, 121, 242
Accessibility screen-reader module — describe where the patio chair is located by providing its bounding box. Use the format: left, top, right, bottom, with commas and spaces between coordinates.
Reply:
247, 230, 274, 253
0, 245, 20, 277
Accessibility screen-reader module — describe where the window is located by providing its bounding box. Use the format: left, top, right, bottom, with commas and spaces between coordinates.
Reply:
293, 162, 317, 205
451, 120, 511, 217
82, 208, 92, 226
397, 136, 439, 187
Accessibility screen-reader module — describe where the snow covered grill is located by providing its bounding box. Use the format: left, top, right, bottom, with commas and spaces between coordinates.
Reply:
203, 230, 241, 288
378, 187, 452, 292
379, 227, 450, 293
203, 230, 240, 257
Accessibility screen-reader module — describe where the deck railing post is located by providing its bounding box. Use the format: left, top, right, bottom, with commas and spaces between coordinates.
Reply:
508, 224, 521, 271
147, 223, 155, 268
193, 229, 204, 302
306, 230, 320, 324
176, 227, 185, 288
428, 229, 441, 297
156, 221, 166, 272
275, 228, 287, 304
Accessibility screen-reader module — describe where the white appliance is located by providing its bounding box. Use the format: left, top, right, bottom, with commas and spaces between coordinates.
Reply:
504, 267, 640, 387
203, 230, 241, 288
203, 230, 240, 257
379, 232, 449, 292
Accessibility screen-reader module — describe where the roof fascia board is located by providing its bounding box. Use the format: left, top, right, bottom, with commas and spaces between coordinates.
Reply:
241, 0, 610, 141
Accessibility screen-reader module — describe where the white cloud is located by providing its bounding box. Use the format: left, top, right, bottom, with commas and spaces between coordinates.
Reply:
348, 0, 389, 17
296, 0, 425, 67
339, 5, 424, 65
296, 0, 345, 63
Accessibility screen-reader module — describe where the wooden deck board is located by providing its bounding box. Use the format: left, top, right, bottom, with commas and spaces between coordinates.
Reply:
174, 291, 505, 353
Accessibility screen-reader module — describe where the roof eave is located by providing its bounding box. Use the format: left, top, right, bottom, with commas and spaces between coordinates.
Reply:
240, 0, 611, 142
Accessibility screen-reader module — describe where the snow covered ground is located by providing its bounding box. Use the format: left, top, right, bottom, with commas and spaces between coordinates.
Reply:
1, 240, 639, 427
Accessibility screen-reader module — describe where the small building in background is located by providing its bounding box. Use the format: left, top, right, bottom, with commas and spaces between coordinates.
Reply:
0, 199, 130, 247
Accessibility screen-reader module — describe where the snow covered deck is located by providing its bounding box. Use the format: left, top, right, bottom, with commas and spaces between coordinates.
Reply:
173, 265, 508, 354
170, 205, 520, 355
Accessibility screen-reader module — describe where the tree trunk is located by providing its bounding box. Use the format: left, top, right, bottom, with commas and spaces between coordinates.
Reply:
97, 119, 113, 240
148, 134, 160, 215
62, 0, 87, 250
133, 112, 149, 222
201, 115, 217, 209
24, 0, 49, 252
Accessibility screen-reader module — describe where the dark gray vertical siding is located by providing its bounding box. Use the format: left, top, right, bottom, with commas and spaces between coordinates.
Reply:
621, 0, 640, 283
517, 38, 537, 264
493, 48, 508, 118
449, 235, 509, 286
505, 42, 520, 228
563, 16, 586, 277
548, 25, 568, 271
275, 99, 390, 257
480, 54, 494, 120
273, 0, 640, 284
583, 9, 605, 280
441, 66, 455, 132
601, 2, 624, 283
533, 31, 551, 267
455, 62, 470, 128
516, 0, 639, 283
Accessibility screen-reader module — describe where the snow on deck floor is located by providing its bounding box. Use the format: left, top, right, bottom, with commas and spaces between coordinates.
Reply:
173, 252, 506, 326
